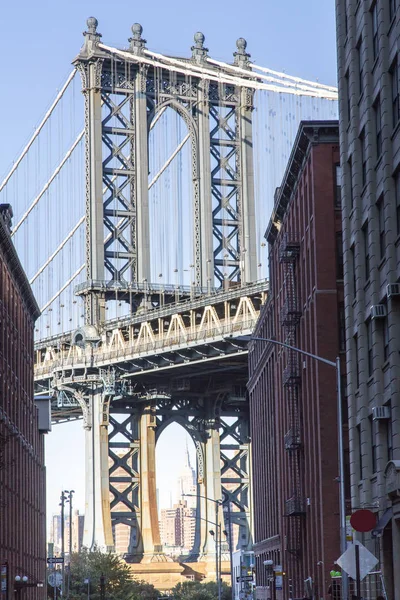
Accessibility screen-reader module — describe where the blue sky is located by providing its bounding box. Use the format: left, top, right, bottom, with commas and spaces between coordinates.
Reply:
0, 0, 337, 175
0, 0, 338, 520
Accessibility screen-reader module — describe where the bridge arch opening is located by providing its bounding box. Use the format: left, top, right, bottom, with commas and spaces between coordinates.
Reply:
155, 421, 199, 560
148, 105, 195, 288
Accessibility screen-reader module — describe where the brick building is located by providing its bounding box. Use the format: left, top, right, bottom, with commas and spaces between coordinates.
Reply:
248, 122, 348, 599
0, 204, 46, 598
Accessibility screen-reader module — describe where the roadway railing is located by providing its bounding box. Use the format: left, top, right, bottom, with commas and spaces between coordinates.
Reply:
34, 315, 256, 379
35, 279, 268, 351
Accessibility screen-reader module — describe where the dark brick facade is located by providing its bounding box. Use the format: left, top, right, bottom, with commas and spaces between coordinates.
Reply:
248, 122, 348, 600
0, 206, 45, 599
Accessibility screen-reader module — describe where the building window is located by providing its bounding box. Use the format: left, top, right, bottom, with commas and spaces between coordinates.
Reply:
357, 37, 363, 96
390, 58, 399, 128
354, 333, 360, 388
383, 316, 389, 361
395, 170, 400, 234
357, 423, 362, 476
371, 2, 379, 61
377, 197, 385, 259
389, 0, 396, 22
366, 319, 373, 377
374, 96, 382, 158
360, 129, 366, 188
336, 232, 344, 279
344, 0, 349, 37
362, 221, 370, 280
345, 70, 351, 125
348, 156, 354, 208
339, 302, 346, 352
334, 164, 342, 207
369, 416, 377, 474
387, 411, 393, 461
351, 245, 357, 296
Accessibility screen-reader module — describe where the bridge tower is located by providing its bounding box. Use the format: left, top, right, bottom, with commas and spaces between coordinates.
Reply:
52, 18, 260, 574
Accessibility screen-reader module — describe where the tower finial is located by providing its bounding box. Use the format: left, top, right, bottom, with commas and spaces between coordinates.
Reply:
191, 32, 208, 64
84, 17, 102, 42
234, 37, 251, 69
81, 17, 102, 55
129, 23, 147, 55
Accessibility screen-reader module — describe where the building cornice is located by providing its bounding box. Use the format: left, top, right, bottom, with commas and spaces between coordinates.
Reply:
0, 210, 40, 321
265, 120, 339, 245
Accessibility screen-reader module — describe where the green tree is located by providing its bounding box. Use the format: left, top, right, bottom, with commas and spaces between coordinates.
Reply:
67, 548, 159, 600
171, 580, 231, 600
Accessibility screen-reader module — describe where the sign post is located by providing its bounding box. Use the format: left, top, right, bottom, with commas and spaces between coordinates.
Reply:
355, 544, 361, 600
47, 558, 64, 565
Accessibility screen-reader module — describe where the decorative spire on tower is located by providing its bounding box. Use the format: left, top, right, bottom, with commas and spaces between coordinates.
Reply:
129, 23, 147, 55
191, 32, 208, 64
185, 438, 191, 469
233, 37, 251, 70
84, 17, 102, 42
81, 17, 102, 55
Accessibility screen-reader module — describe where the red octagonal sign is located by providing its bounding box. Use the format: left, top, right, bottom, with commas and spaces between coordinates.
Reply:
350, 509, 377, 532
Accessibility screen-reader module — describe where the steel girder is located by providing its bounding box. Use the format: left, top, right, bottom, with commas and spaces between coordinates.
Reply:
109, 390, 250, 559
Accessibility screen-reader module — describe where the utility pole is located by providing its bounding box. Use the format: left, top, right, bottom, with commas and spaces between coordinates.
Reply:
226, 502, 234, 600
215, 502, 219, 599
65, 490, 75, 599
60, 491, 67, 598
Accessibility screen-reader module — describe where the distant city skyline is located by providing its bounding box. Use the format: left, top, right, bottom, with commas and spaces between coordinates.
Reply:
45, 422, 197, 522
159, 443, 197, 555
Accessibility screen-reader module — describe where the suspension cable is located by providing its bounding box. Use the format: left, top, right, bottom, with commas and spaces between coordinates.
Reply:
12, 130, 84, 236
40, 265, 84, 313
206, 57, 338, 96
0, 70, 77, 194
149, 134, 189, 189
251, 62, 338, 92
30, 217, 85, 284
100, 44, 337, 99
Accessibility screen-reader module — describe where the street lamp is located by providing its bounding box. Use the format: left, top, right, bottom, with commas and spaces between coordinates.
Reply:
186, 513, 227, 600
183, 494, 223, 600
242, 335, 348, 600
60, 491, 67, 597
65, 489, 75, 599
14, 575, 44, 600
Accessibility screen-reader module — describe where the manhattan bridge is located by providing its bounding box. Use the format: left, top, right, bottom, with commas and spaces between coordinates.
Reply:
0, 18, 337, 581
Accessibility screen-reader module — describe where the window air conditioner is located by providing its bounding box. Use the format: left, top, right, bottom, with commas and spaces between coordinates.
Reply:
370, 304, 386, 319
387, 283, 400, 298
372, 406, 390, 420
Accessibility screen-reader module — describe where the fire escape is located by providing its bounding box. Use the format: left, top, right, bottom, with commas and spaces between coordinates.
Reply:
279, 232, 304, 556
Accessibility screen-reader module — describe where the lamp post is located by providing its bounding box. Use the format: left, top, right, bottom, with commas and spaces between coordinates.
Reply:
65, 489, 75, 599
14, 575, 44, 600
183, 493, 223, 600
60, 491, 67, 598
187, 513, 227, 600
244, 335, 348, 600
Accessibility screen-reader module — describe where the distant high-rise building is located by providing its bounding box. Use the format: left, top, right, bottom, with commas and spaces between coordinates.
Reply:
49, 515, 62, 554
335, 1, 400, 596
176, 442, 197, 508
160, 500, 196, 554
72, 510, 85, 553
48, 510, 84, 556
